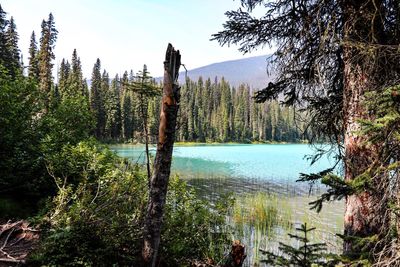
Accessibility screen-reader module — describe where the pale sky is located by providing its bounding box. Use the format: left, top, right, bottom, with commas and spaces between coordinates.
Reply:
2, 0, 272, 79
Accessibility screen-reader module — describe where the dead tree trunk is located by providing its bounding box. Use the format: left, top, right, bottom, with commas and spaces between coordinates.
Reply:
142, 43, 181, 267
341, 0, 388, 255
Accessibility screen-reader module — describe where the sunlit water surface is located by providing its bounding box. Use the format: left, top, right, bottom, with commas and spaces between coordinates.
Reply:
112, 144, 344, 266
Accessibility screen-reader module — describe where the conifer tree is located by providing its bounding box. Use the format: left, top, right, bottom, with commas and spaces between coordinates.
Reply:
0, 5, 9, 71
38, 13, 58, 110
5, 16, 20, 77
261, 223, 331, 267
100, 70, 109, 138
122, 65, 161, 180
121, 71, 133, 140
213, 0, 400, 261
28, 31, 39, 81
121, 88, 133, 140
69, 49, 85, 96
105, 75, 122, 139
90, 58, 104, 138
82, 78, 89, 98
58, 58, 70, 98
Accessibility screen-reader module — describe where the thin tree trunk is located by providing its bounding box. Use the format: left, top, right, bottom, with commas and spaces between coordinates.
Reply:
341, 0, 388, 255
144, 124, 151, 180
142, 43, 181, 267
141, 92, 151, 181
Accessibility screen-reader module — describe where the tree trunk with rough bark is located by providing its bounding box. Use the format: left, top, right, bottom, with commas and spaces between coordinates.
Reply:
341, 0, 388, 255
142, 43, 181, 267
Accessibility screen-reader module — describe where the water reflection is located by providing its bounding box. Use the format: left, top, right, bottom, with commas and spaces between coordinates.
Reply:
111, 144, 343, 266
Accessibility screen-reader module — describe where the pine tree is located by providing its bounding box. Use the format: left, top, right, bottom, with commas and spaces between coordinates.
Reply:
107, 74, 122, 139
5, 16, 20, 77
38, 13, 58, 111
58, 58, 70, 98
220, 78, 232, 141
90, 58, 104, 138
0, 5, 9, 71
100, 70, 110, 138
214, 0, 400, 261
261, 223, 331, 267
122, 65, 161, 180
28, 31, 39, 81
171, 77, 304, 143
121, 71, 133, 140
69, 49, 85, 96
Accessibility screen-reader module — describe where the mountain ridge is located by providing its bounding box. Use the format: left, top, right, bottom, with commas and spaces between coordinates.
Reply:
87, 55, 275, 90
157, 54, 274, 90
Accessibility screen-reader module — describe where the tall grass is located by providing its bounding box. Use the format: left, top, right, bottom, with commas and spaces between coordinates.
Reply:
228, 192, 293, 266
228, 193, 343, 266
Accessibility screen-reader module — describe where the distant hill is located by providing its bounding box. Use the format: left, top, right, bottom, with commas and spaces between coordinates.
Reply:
177, 55, 275, 90
88, 55, 275, 90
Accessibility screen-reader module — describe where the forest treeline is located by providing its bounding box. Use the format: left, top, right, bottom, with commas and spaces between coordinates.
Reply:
52, 45, 307, 144
0, 3, 305, 146
67, 66, 305, 143
0, 8, 231, 265
2, 1, 400, 265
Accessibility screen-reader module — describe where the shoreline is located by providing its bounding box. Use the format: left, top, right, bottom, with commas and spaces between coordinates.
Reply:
106, 140, 310, 146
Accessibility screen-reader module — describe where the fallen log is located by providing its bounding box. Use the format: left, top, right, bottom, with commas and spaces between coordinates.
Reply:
0, 220, 39, 266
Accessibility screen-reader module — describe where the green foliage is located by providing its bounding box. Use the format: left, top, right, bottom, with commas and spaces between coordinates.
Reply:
28, 31, 39, 81
299, 85, 400, 264
176, 78, 304, 143
5, 16, 21, 77
299, 172, 372, 213
38, 13, 58, 109
161, 176, 230, 265
261, 223, 335, 267
40, 95, 94, 151
30, 142, 231, 266
90, 58, 106, 138
0, 5, 22, 78
29, 141, 145, 266
91, 73, 305, 143
360, 85, 400, 161
105, 75, 122, 139
0, 66, 45, 214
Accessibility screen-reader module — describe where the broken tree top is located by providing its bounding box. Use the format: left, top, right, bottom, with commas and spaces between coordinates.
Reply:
164, 43, 181, 84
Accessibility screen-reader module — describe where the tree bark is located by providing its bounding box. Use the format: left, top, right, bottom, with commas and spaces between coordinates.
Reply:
341, 0, 388, 255
142, 43, 181, 267
342, 61, 385, 254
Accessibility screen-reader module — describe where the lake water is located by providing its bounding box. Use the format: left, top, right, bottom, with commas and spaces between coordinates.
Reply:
112, 143, 344, 266
113, 143, 338, 195
113, 144, 337, 179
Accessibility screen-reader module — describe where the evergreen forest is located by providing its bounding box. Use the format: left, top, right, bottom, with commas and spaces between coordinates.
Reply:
1, 1, 400, 267
84, 68, 304, 143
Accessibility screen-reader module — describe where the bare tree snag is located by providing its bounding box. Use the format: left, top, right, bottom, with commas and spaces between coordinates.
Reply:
142, 43, 181, 267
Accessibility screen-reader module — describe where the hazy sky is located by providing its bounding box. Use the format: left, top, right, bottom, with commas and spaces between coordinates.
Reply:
2, 0, 272, 78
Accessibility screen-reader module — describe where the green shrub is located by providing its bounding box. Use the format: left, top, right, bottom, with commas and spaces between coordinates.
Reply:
161, 176, 231, 266
29, 141, 231, 266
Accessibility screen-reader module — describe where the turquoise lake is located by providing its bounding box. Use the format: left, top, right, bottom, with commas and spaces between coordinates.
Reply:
112, 143, 339, 196
112, 143, 344, 266
113, 144, 336, 181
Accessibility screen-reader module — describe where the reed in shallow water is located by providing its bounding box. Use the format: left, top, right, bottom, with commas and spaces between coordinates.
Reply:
228, 192, 344, 266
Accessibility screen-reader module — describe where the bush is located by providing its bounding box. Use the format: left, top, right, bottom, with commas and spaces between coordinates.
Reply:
161, 176, 231, 266
29, 141, 231, 266
0, 68, 45, 216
